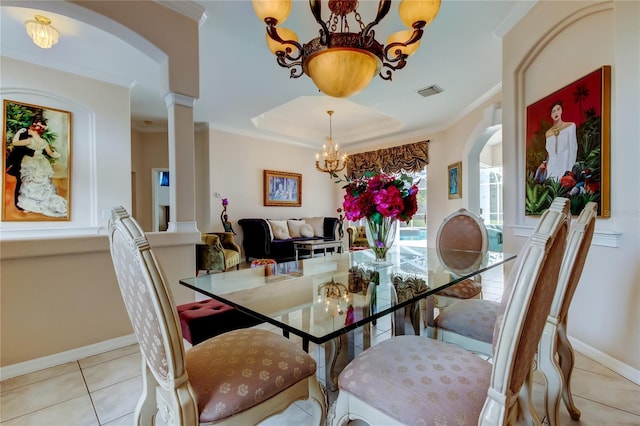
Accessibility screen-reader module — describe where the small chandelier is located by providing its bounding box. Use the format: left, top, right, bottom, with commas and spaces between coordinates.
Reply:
315, 110, 347, 176
317, 278, 350, 317
25, 15, 60, 49
252, 0, 441, 98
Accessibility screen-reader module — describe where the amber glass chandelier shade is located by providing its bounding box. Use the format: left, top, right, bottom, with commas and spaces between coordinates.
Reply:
266, 27, 299, 54
25, 15, 59, 49
386, 30, 422, 56
398, 0, 442, 28
252, 0, 292, 23
305, 48, 381, 98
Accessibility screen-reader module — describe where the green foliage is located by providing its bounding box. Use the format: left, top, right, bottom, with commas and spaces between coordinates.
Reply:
525, 183, 551, 215
570, 192, 600, 215
4, 102, 59, 164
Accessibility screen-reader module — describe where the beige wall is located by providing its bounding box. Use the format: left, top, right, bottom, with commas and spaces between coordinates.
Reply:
503, 1, 639, 374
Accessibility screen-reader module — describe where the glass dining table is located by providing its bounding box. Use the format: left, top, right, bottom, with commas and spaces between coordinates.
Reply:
179, 245, 515, 390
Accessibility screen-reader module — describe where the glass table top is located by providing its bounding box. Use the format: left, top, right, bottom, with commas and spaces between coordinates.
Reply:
179, 246, 515, 345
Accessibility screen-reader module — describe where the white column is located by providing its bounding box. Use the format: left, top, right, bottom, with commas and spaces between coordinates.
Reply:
164, 92, 198, 234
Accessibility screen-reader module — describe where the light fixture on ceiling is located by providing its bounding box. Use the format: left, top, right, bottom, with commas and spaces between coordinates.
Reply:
315, 110, 347, 176
25, 15, 60, 49
252, 0, 441, 98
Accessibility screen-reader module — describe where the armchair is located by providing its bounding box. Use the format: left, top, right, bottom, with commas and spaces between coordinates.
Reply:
196, 232, 241, 273
346, 225, 368, 250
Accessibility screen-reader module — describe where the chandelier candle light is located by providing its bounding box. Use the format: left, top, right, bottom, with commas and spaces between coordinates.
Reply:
343, 172, 419, 262
252, 0, 441, 98
316, 110, 347, 176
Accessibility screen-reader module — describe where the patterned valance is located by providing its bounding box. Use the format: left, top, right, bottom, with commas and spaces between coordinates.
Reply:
346, 140, 429, 178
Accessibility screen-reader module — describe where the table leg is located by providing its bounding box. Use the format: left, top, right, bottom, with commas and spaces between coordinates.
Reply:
310, 247, 314, 258
295, 249, 299, 261
323, 331, 358, 392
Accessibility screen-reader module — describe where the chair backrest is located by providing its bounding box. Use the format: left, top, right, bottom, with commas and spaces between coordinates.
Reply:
437, 208, 488, 252
108, 206, 188, 390
553, 202, 597, 323
481, 197, 569, 422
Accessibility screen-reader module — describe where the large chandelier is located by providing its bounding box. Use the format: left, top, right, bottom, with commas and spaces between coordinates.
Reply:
315, 110, 347, 176
25, 15, 60, 49
252, 0, 441, 98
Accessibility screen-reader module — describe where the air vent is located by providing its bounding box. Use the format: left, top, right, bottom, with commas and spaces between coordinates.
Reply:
416, 85, 444, 98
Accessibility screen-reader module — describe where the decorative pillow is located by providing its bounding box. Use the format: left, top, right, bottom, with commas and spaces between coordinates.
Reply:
304, 217, 325, 237
264, 219, 275, 241
268, 220, 291, 240
287, 220, 306, 238
299, 224, 315, 238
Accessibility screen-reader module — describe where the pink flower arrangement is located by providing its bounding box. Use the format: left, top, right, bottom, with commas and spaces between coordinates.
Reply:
342, 172, 419, 224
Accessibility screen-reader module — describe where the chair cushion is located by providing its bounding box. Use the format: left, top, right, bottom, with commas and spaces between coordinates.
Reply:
435, 299, 499, 343
186, 328, 317, 423
223, 248, 240, 269
339, 336, 491, 425
437, 278, 482, 299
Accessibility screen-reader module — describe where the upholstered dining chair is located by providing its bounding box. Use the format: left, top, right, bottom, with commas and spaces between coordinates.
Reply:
329, 197, 569, 426
107, 206, 327, 425
423, 208, 488, 337
433, 200, 597, 425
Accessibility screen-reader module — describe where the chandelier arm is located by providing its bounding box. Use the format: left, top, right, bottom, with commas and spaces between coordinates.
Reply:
361, 0, 391, 41
266, 24, 304, 60
309, 0, 330, 45
275, 52, 304, 78
379, 67, 394, 81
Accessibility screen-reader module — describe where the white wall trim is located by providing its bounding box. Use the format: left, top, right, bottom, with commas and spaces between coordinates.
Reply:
0, 334, 138, 381
511, 225, 621, 248
569, 335, 640, 386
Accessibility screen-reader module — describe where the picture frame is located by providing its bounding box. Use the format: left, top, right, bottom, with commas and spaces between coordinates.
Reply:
525, 66, 610, 217
263, 169, 302, 207
3, 99, 72, 221
447, 161, 462, 199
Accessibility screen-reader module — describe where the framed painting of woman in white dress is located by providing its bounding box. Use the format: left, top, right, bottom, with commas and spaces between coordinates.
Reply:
2, 100, 71, 221
525, 66, 610, 217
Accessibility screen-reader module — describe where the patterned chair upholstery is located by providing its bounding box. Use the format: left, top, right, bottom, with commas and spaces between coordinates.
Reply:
196, 232, 241, 273
423, 208, 488, 337
346, 225, 368, 250
433, 201, 597, 424
108, 207, 327, 425
329, 198, 570, 426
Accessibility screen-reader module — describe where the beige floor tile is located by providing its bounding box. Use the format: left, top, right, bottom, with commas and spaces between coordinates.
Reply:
100, 412, 133, 426
0, 371, 87, 422
0, 362, 79, 393
551, 394, 640, 425
91, 375, 141, 425
78, 344, 140, 369
573, 351, 622, 379
0, 395, 98, 426
82, 352, 141, 392
570, 367, 640, 415
257, 401, 314, 426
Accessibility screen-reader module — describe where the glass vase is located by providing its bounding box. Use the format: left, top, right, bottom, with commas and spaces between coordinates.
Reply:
365, 216, 398, 263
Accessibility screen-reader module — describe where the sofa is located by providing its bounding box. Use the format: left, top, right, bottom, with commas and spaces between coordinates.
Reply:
238, 217, 339, 262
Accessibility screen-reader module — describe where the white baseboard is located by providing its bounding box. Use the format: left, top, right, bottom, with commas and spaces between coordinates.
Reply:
569, 336, 640, 385
0, 334, 138, 381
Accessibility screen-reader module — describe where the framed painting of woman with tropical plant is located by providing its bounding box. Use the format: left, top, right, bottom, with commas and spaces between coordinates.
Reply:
2, 100, 72, 221
525, 66, 610, 217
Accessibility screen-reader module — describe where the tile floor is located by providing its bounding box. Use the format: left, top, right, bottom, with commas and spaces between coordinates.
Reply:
1, 266, 638, 425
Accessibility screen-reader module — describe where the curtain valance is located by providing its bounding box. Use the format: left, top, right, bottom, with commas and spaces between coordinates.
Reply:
346, 140, 429, 178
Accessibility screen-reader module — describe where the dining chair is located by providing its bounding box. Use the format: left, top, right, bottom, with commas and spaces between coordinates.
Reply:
107, 206, 327, 426
434, 200, 597, 424
329, 197, 569, 426
423, 208, 488, 337
537, 201, 597, 425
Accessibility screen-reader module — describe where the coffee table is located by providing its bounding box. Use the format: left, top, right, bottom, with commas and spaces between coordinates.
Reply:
293, 239, 343, 261
179, 246, 515, 390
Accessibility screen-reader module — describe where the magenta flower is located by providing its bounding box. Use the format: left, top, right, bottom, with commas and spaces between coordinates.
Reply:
221, 198, 228, 207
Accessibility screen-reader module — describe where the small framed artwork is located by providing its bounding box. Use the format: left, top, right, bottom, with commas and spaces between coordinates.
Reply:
525, 66, 611, 217
3, 99, 72, 221
264, 169, 302, 207
447, 161, 462, 199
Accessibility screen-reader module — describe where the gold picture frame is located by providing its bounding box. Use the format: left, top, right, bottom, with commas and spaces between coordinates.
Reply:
263, 169, 302, 207
3, 99, 72, 221
448, 161, 462, 199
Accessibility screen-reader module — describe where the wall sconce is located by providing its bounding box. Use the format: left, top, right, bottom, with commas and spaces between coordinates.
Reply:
25, 15, 60, 49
